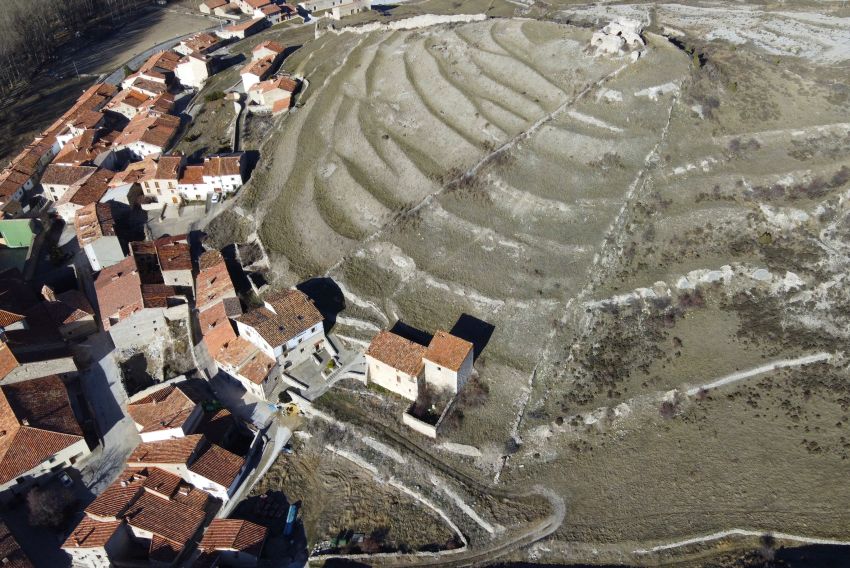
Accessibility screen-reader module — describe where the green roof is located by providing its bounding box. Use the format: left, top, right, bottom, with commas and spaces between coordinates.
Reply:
0, 219, 37, 248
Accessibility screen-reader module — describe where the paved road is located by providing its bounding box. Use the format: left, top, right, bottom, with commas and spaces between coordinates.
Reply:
217, 418, 292, 518
209, 371, 277, 429
75, 332, 141, 496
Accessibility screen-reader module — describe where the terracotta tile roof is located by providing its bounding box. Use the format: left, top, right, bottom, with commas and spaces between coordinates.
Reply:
154, 155, 183, 181
203, 0, 228, 8
146, 92, 176, 116
203, 154, 243, 178
0, 521, 34, 567
143, 51, 181, 73
246, 0, 271, 8
253, 40, 285, 55
226, 17, 266, 32
44, 289, 95, 326
237, 349, 276, 385
116, 111, 180, 150
272, 97, 292, 114
86, 466, 210, 521
235, 307, 286, 347
75, 202, 116, 246
128, 434, 203, 466
155, 234, 192, 272
241, 56, 274, 78
184, 32, 221, 54
53, 129, 105, 166
123, 489, 206, 545
200, 519, 267, 555
41, 164, 97, 187
94, 256, 143, 328
180, 164, 206, 185
200, 302, 238, 356
86, 469, 146, 519
265, 288, 323, 335
149, 535, 184, 564
62, 516, 122, 550
69, 109, 104, 130
196, 251, 237, 310
141, 283, 178, 308
108, 88, 151, 111
127, 384, 197, 435
188, 442, 244, 488
68, 168, 115, 206
261, 4, 282, 15
109, 158, 152, 187
366, 330, 426, 376
424, 331, 473, 372
216, 337, 258, 370
250, 76, 297, 98
0, 376, 84, 484
127, 77, 169, 96
0, 341, 19, 382
0, 310, 26, 328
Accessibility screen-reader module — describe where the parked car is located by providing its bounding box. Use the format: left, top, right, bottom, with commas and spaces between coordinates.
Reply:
211, 193, 221, 204
58, 472, 73, 488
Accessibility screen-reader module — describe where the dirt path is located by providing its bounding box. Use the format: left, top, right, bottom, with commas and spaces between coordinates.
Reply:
633, 528, 850, 555
684, 352, 833, 396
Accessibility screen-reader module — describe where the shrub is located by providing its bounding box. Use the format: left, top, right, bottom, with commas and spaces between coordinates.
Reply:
204, 90, 225, 103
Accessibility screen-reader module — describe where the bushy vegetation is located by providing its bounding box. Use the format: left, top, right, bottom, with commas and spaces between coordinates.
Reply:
0, 0, 148, 97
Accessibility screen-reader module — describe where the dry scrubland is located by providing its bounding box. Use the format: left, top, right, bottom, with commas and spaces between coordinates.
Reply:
223, 2, 850, 563
253, 436, 456, 552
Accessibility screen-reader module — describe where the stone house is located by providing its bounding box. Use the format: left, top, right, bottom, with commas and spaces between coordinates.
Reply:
234, 289, 325, 369
197, 519, 268, 567
41, 164, 97, 203
140, 155, 184, 205
175, 52, 211, 89
0, 376, 90, 500
240, 56, 276, 92
365, 328, 474, 400
364, 330, 425, 401
75, 202, 126, 272
202, 153, 246, 195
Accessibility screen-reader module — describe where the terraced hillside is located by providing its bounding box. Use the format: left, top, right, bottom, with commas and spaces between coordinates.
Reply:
230, 7, 850, 564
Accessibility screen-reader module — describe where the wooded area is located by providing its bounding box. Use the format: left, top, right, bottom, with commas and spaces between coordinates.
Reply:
0, 0, 149, 98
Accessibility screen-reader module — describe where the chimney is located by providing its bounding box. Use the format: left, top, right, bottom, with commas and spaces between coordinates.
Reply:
41, 285, 56, 302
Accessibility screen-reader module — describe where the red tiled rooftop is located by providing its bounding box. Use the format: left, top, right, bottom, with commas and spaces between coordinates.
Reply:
366, 330, 426, 377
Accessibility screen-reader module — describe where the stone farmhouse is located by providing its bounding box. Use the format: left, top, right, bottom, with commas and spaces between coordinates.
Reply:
365, 328, 474, 401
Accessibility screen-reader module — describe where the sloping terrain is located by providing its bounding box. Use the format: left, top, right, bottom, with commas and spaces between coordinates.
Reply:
227, 4, 850, 565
